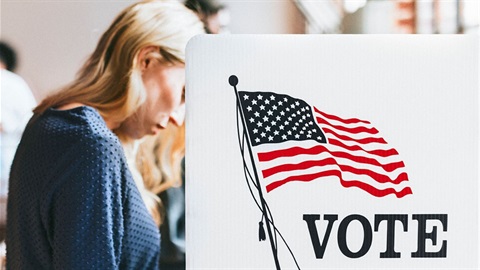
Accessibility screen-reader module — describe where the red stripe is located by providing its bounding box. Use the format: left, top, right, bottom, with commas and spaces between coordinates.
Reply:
258, 145, 324, 162
262, 157, 409, 185
316, 116, 379, 135
262, 157, 337, 178
266, 170, 413, 198
314, 107, 370, 125
323, 127, 387, 144
258, 144, 404, 172
328, 138, 399, 157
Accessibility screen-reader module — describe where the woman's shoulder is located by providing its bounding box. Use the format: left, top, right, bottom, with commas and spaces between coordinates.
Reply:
28, 106, 123, 157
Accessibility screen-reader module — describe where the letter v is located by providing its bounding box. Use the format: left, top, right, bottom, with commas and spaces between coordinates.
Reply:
303, 214, 338, 259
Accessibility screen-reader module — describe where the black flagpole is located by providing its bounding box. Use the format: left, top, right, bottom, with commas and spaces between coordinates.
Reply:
229, 75, 281, 270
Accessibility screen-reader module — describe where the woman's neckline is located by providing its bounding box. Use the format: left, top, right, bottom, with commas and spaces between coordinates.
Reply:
54, 102, 86, 111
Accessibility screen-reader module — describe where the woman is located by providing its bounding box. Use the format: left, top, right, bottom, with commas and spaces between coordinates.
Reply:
6, 1, 203, 269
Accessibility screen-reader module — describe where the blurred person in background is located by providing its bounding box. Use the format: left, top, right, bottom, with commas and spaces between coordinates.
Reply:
6, 1, 203, 269
185, 0, 227, 34
0, 41, 37, 238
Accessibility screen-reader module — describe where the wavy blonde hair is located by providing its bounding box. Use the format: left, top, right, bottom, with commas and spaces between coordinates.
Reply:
136, 122, 185, 195
34, 0, 203, 124
34, 0, 203, 225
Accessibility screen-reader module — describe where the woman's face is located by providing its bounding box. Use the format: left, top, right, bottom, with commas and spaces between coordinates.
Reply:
118, 59, 185, 140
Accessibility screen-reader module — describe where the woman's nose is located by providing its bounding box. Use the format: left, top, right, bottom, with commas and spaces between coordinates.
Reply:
169, 103, 185, 126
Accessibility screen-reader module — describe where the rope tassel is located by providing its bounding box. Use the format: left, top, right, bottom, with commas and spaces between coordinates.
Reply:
259, 221, 266, 241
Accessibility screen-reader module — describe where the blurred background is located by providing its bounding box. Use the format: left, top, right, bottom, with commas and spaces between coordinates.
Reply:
1, 0, 478, 101
0, 0, 479, 253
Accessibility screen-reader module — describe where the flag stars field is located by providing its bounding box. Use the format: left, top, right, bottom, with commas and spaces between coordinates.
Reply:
239, 91, 327, 146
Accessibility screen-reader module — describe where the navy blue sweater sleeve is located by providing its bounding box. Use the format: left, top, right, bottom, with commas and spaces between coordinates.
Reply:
47, 138, 126, 269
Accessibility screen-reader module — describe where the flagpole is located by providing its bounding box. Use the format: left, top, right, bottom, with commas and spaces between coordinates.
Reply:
229, 75, 281, 270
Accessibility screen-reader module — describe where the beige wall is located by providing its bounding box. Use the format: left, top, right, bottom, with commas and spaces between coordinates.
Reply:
1, 1, 136, 101
221, 0, 305, 34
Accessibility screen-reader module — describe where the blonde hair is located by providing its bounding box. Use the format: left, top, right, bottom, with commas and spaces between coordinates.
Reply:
136, 122, 185, 194
34, 0, 203, 126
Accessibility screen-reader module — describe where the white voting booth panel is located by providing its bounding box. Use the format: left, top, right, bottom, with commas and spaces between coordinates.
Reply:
185, 35, 478, 269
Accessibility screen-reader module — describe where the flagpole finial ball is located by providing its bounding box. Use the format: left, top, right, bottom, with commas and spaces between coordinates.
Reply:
229, 75, 238, 87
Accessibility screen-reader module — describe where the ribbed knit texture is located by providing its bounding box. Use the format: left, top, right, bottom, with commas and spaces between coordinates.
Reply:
6, 106, 160, 269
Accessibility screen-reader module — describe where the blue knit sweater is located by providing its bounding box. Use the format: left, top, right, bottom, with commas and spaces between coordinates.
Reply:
6, 106, 160, 269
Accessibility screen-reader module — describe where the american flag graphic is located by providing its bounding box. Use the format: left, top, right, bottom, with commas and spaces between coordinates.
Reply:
238, 90, 412, 198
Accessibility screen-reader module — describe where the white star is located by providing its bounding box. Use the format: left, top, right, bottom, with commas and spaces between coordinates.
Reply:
279, 125, 284, 130
257, 122, 263, 127
302, 126, 306, 130
253, 128, 258, 134
254, 112, 260, 117
255, 138, 260, 143
271, 121, 276, 126
252, 100, 257, 105
243, 94, 249, 100
295, 123, 299, 126
312, 129, 317, 133
280, 111, 285, 116
291, 104, 295, 108
278, 101, 283, 106
302, 115, 306, 120
261, 132, 266, 137
272, 105, 277, 110
265, 100, 270, 105
249, 118, 254, 123
265, 126, 271, 132
268, 136, 274, 141
282, 135, 287, 140
284, 121, 289, 125
292, 113, 296, 118
295, 134, 300, 139
299, 119, 303, 123
287, 131, 292, 135
274, 130, 279, 136
317, 136, 322, 140
276, 116, 281, 121
288, 117, 292, 121
309, 121, 313, 125
259, 105, 265, 110
307, 134, 312, 138
292, 126, 297, 131
284, 97, 288, 102
301, 107, 305, 112
247, 106, 252, 111
295, 101, 300, 106
270, 95, 275, 100
263, 116, 269, 122
307, 113, 311, 117
286, 108, 290, 112
267, 110, 273, 116
297, 110, 301, 115
300, 131, 304, 134
257, 94, 263, 100
305, 123, 309, 126
308, 130, 312, 134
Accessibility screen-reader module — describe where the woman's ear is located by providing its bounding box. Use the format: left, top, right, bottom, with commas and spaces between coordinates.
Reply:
138, 46, 159, 70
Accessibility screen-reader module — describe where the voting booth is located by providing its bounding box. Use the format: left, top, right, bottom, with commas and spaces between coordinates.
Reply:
186, 35, 478, 269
